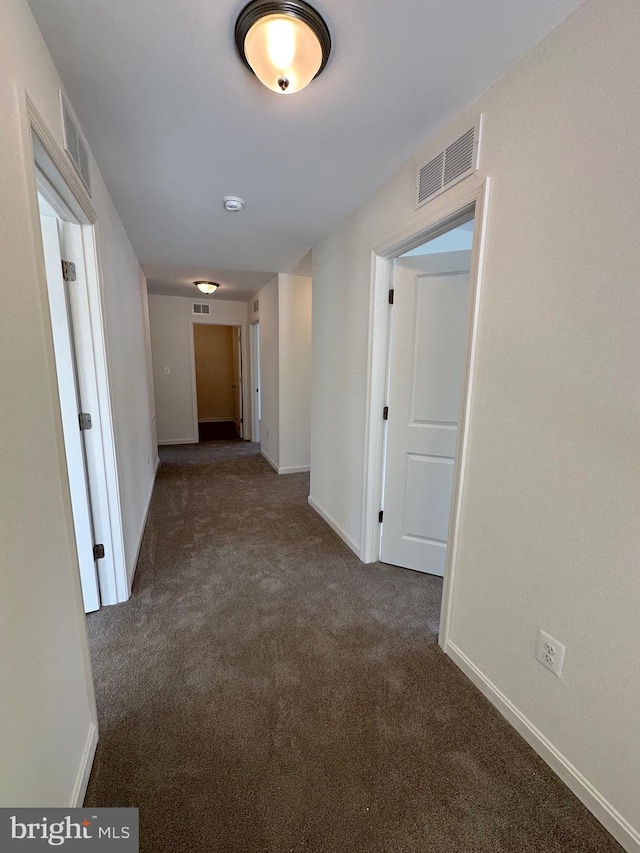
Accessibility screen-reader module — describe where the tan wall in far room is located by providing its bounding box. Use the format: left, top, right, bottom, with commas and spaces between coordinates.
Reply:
194, 325, 234, 421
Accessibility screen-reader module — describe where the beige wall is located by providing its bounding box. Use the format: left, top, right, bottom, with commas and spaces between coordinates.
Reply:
279, 275, 312, 473
194, 325, 234, 421
0, 0, 155, 805
96, 194, 157, 576
255, 277, 280, 468
148, 295, 249, 443
310, 0, 640, 848
255, 274, 312, 473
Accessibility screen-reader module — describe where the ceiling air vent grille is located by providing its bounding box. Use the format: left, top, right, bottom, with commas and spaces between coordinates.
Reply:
192, 303, 211, 315
415, 117, 482, 209
60, 92, 91, 195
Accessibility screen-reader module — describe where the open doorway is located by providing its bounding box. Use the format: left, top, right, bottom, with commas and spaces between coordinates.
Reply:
33, 136, 128, 611
39, 196, 101, 612
193, 324, 243, 441
380, 216, 475, 576
250, 321, 261, 443
361, 180, 489, 647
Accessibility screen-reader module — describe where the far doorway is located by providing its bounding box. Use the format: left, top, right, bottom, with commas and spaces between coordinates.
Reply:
193, 324, 244, 441
380, 215, 475, 577
250, 321, 261, 443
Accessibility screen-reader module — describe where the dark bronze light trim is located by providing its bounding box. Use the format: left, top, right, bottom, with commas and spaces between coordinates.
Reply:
235, 0, 332, 80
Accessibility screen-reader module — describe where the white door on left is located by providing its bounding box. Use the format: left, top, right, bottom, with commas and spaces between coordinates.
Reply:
40, 212, 100, 613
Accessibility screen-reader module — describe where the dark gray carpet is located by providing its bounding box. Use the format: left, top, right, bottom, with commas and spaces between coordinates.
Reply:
85, 441, 621, 852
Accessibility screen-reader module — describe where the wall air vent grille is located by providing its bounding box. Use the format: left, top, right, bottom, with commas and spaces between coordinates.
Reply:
444, 127, 475, 185
192, 303, 211, 315
418, 152, 444, 205
253, 299, 259, 313
60, 92, 91, 195
415, 117, 482, 209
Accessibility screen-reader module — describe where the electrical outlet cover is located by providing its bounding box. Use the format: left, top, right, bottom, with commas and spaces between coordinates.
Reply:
535, 629, 566, 678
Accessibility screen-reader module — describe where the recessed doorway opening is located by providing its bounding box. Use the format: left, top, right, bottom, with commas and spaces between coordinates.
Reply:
192, 323, 244, 441
361, 179, 490, 648
250, 321, 261, 444
31, 112, 129, 611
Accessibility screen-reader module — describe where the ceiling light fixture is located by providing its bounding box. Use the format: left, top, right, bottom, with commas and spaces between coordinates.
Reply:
223, 195, 246, 212
194, 281, 219, 294
235, 0, 331, 95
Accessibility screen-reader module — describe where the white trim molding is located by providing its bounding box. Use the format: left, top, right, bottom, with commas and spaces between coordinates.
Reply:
261, 450, 279, 473
127, 455, 160, 591
446, 641, 640, 853
70, 723, 98, 808
308, 496, 361, 558
261, 451, 309, 476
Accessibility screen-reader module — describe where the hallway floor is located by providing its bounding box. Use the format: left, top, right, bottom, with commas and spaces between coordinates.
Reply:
85, 441, 621, 852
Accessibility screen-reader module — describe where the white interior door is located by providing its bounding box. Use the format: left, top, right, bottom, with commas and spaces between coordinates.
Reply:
232, 327, 243, 437
40, 213, 100, 612
381, 251, 471, 576
251, 322, 261, 442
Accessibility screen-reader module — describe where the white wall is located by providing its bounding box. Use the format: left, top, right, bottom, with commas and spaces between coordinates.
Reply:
278, 275, 312, 473
97, 200, 157, 575
310, 0, 640, 848
255, 275, 312, 474
0, 0, 155, 805
255, 277, 280, 468
148, 294, 248, 444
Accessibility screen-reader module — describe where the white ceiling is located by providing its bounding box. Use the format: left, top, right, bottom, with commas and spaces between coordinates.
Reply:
27, 0, 583, 302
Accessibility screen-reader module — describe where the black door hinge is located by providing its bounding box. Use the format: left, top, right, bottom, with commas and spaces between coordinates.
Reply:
378, 510, 384, 523
388, 289, 394, 305
383, 406, 389, 420
93, 544, 105, 560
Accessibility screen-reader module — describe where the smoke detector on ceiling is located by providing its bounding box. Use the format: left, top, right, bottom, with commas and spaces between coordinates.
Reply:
223, 195, 245, 212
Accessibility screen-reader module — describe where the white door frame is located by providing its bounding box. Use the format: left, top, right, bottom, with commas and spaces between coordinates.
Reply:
360, 176, 490, 650
23, 95, 129, 605
188, 319, 249, 440
249, 319, 261, 443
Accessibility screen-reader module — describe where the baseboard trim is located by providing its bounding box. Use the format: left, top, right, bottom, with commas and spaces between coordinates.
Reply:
197, 418, 234, 423
278, 464, 311, 475
157, 438, 198, 445
308, 496, 361, 559
446, 641, 639, 853
70, 722, 98, 807
127, 456, 159, 591
261, 450, 279, 473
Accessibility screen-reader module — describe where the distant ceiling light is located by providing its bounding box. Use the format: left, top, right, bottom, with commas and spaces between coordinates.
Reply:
235, 0, 331, 95
223, 195, 246, 212
194, 281, 219, 294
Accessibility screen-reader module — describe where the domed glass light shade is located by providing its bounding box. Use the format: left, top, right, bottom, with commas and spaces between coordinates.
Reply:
236, 1, 331, 95
195, 281, 219, 294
